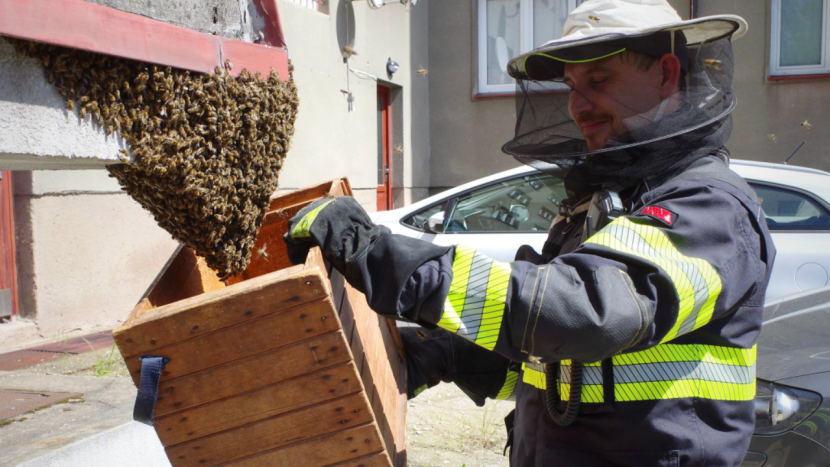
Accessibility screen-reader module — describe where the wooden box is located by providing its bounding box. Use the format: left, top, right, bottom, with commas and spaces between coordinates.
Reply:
113, 179, 406, 467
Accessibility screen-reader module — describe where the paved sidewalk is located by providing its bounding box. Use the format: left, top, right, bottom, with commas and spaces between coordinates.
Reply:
0, 332, 138, 467
18, 422, 170, 467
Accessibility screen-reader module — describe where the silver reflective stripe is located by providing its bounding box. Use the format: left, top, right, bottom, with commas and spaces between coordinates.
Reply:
605, 223, 709, 336
561, 361, 755, 385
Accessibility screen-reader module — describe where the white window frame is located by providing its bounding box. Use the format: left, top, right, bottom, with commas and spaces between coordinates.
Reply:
770, 0, 830, 77
476, 0, 581, 95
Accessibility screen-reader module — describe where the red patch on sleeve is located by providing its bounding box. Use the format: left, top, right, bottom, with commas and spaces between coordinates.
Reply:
642, 206, 675, 226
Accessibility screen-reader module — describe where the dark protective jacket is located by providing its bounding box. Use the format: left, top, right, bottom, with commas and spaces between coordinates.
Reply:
285, 155, 776, 467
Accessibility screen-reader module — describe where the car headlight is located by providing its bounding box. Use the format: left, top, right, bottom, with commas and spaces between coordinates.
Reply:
754, 379, 822, 435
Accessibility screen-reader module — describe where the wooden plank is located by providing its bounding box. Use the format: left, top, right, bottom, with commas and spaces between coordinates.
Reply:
0, 0, 289, 79
153, 331, 351, 417
114, 267, 328, 358
220, 424, 386, 467
155, 362, 362, 446
124, 296, 340, 386
165, 392, 374, 467
325, 452, 392, 467
395, 379, 408, 467
268, 180, 337, 211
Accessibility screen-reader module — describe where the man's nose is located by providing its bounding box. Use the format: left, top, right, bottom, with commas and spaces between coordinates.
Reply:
569, 89, 594, 118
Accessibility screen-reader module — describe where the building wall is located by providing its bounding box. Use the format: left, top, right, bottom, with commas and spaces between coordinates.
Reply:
0, 0, 430, 345
696, 0, 830, 172
427, 0, 770, 193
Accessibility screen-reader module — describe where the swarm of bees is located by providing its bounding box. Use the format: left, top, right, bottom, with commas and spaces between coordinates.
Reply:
12, 39, 299, 279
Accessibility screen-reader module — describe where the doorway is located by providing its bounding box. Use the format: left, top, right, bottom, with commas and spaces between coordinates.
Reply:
0, 171, 18, 318
376, 86, 393, 211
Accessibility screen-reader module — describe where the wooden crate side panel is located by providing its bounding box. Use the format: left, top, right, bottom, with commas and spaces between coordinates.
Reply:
114, 268, 328, 358
395, 383, 408, 467
154, 331, 351, 417
267, 179, 337, 212
166, 392, 374, 467
155, 362, 363, 446
325, 452, 392, 467
345, 285, 404, 458
220, 424, 386, 467
124, 297, 340, 387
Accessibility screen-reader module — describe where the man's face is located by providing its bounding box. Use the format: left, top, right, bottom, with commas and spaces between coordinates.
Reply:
563, 55, 669, 151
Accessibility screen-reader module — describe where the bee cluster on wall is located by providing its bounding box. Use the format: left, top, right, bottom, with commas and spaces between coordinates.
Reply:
12, 39, 299, 279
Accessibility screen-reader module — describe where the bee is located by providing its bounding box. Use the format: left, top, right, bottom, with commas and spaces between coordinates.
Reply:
767, 134, 776, 142
588, 15, 600, 22
417, 67, 428, 76
703, 58, 722, 71
255, 244, 270, 261
342, 46, 358, 57
801, 119, 812, 130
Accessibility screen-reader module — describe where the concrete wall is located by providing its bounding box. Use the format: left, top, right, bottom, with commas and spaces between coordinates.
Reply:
0, 0, 430, 345
276, 0, 431, 208
696, 0, 830, 172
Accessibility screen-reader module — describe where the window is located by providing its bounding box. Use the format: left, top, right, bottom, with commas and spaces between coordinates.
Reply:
403, 202, 447, 231
287, 0, 327, 14
444, 173, 565, 233
476, 0, 583, 94
750, 182, 830, 231
770, 0, 830, 76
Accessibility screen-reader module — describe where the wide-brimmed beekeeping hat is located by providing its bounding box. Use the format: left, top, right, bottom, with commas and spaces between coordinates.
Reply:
508, 0, 747, 80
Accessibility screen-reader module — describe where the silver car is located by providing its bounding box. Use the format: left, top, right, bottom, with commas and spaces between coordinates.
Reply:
372, 159, 830, 300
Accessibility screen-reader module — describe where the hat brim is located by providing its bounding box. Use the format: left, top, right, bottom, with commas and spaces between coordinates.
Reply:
508, 16, 746, 80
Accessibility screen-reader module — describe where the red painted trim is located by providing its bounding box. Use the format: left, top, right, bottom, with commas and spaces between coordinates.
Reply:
768, 73, 830, 81
377, 87, 392, 211
0, 171, 18, 318
0, 0, 288, 80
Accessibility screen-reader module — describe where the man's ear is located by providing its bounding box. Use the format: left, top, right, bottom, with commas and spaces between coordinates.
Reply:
658, 53, 682, 99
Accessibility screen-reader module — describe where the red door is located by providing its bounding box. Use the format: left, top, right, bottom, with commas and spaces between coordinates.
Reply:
0, 171, 18, 318
376, 87, 393, 211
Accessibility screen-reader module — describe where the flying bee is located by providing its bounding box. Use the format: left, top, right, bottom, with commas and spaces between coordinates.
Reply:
767, 134, 776, 142
589, 15, 600, 22
703, 58, 722, 71
417, 67, 428, 76
801, 119, 812, 130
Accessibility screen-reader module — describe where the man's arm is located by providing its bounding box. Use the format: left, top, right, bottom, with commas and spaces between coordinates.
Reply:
285, 181, 768, 364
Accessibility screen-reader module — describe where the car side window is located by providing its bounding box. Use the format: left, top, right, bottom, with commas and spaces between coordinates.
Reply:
750, 182, 830, 232
444, 173, 566, 233
402, 202, 447, 231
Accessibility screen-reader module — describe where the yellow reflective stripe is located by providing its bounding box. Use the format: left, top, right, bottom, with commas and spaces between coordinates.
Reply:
476, 260, 511, 350
438, 245, 510, 351
559, 383, 605, 403
522, 344, 755, 402
290, 199, 333, 239
585, 216, 723, 343
614, 380, 755, 402
561, 359, 601, 367
496, 370, 519, 400
438, 245, 474, 333
613, 344, 756, 367
521, 363, 547, 390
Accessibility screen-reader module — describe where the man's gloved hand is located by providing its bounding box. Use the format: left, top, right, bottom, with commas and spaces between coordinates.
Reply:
284, 196, 451, 321
402, 327, 512, 406
284, 196, 385, 292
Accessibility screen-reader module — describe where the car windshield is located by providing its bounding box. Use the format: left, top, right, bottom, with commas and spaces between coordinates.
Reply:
444, 173, 566, 233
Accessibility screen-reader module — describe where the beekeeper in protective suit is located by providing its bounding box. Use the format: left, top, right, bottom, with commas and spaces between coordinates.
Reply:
285, 1, 775, 465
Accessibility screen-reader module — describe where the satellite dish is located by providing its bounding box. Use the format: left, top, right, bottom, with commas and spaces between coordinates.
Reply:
496, 36, 509, 72
367, 0, 384, 9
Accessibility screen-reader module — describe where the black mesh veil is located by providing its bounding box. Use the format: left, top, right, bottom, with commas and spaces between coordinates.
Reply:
502, 32, 737, 194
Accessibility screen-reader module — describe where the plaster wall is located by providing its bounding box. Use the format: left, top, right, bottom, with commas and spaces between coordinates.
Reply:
276, 0, 431, 209
11, 172, 177, 336
696, 0, 830, 172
